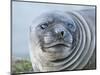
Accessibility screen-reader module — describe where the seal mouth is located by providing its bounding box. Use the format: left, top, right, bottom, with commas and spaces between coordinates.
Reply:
43, 41, 72, 48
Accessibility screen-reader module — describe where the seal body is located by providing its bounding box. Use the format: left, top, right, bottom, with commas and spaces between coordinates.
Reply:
29, 8, 96, 72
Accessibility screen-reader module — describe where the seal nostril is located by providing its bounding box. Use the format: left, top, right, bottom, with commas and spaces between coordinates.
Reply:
61, 31, 64, 37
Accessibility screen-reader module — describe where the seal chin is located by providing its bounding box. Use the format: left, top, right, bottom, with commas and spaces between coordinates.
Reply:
41, 44, 72, 61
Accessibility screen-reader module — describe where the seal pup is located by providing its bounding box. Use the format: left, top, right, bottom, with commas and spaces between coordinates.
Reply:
29, 9, 96, 72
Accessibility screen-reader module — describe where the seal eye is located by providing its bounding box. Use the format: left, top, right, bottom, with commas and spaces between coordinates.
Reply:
40, 23, 48, 29
67, 23, 76, 32
67, 23, 73, 28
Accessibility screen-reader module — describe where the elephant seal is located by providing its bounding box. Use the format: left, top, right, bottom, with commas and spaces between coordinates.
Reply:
29, 9, 96, 72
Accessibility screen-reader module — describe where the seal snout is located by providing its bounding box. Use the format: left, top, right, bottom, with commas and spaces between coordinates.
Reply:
56, 30, 65, 39
53, 25, 66, 40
